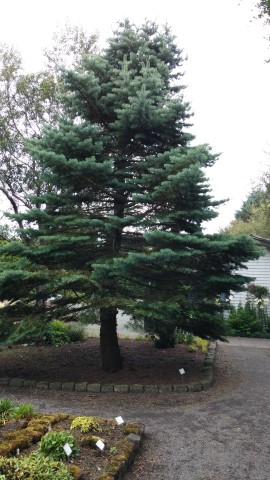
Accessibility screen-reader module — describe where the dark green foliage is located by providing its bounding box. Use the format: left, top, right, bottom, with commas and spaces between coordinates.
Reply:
0, 20, 261, 369
227, 303, 263, 336
38, 430, 79, 461
44, 320, 86, 346
44, 320, 71, 346
227, 299, 270, 337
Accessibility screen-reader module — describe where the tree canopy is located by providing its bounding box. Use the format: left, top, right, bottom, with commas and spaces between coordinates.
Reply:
0, 20, 260, 371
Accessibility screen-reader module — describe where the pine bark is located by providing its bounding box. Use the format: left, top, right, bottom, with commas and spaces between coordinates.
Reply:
100, 307, 123, 372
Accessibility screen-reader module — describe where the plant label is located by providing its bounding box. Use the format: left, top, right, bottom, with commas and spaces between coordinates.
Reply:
16, 448, 20, 456
96, 439, 105, 451
179, 368, 185, 375
63, 443, 72, 457
115, 416, 125, 425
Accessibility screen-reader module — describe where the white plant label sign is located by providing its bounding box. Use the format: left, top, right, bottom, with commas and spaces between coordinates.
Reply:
179, 368, 185, 375
96, 439, 105, 451
115, 416, 125, 425
63, 443, 72, 457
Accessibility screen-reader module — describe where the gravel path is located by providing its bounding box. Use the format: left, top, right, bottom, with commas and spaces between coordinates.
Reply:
1, 339, 270, 479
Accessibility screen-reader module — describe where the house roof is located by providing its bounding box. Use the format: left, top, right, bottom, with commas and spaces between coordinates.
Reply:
250, 234, 270, 248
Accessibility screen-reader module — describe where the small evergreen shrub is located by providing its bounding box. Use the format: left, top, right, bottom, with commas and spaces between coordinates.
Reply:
70, 416, 102, 433
227, 301, 270, 336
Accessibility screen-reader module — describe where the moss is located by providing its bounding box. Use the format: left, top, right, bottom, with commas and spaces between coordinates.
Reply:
80, 435, 105, 448
68, 464, 81, 479
123, 422, 141, 435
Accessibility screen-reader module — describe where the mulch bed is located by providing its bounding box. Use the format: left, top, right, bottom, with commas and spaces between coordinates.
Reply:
0, 338, 206, 385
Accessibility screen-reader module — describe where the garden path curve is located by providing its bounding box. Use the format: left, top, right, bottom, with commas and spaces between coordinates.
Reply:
1, 337, 270, 480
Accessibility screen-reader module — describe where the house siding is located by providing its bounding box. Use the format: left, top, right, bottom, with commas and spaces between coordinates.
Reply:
230, 248, 270, 307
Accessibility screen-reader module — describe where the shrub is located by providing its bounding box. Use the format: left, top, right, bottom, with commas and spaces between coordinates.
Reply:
0, 452, 73, 480
44, 321, 70, 346
38, 430, 79, 461
44, 320, 87, 346
70, 416, 102, 433
63, 322, 87, 342
227, 302, 263, 336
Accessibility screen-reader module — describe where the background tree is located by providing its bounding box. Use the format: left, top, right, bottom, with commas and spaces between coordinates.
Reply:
0, 25, 97, 236
224, 176, 270, 237
256, 0, 270, 19
0, 20, 260, 371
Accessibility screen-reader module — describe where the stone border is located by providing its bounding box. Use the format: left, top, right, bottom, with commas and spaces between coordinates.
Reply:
103, 427, 144, 480
0, 342, 216, 394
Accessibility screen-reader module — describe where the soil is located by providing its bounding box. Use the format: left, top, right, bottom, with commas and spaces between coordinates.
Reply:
0, 338, 206, 385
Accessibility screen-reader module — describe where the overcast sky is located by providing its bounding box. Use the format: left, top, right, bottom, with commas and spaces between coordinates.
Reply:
1, 0, 270, 233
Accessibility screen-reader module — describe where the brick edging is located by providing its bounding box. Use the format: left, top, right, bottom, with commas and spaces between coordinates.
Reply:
0, 342, 216, 393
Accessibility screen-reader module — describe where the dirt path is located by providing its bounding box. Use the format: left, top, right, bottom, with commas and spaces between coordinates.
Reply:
1, 339, 270, 479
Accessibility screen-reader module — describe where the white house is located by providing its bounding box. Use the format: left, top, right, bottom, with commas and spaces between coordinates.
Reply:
230, 234, 270, 307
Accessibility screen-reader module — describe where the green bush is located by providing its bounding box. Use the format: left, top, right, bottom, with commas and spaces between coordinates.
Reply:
227, 301, 269, 336
44, 320, 87, 346
44, 321, 71, 346
63, 322, 87, 342
38, 430, 79, 461
0, 452, 73, 480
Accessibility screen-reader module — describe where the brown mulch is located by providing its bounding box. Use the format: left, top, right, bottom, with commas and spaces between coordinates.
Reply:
0, 338, 206, 385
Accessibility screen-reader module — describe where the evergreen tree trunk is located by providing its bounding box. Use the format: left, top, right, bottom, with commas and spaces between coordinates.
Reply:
100, 307, 123, 372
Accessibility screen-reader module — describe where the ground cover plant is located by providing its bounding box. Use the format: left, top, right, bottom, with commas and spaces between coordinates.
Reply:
0, 400, 144, 479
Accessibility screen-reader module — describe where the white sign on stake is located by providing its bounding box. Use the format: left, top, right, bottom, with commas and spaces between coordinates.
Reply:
16, 448, 20, 456
96, 439, 105, 451
115, 416, 125, 425
63, 443, 72, 457
179, 368, 185, 375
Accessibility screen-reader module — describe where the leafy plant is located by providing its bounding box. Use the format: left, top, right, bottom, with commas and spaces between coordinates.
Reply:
63, 322, 87, 343
0, 399, 14, 420
38, 430, 79, 461
227, 301, 267, 336
0, 452, 73, 480
70, 416, 102, 434
13, 403, 36, 419
44, 321, 70, 346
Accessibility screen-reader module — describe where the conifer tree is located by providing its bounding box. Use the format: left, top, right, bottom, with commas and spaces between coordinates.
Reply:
0, 21, 260, 371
